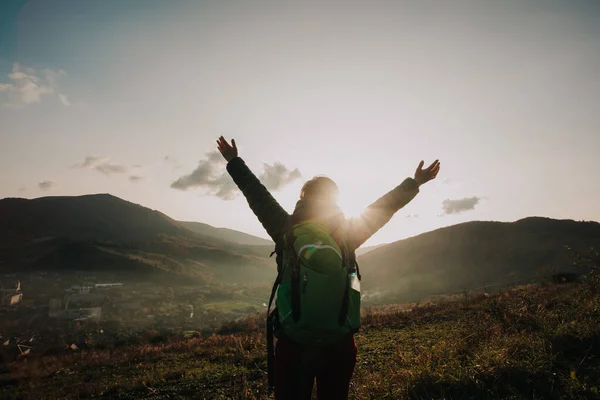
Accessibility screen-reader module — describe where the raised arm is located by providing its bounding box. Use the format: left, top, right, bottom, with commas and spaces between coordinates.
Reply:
347, 160, 440, 249
218, 137, 289, 242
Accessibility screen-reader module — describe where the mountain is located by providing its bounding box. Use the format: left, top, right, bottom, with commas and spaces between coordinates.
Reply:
4, 194, 599, 302
0, 194, 199, 244
356, 243, 388, 256
179, 221, 272, 246
357, 217, 600, 302
0, 194, 275, 284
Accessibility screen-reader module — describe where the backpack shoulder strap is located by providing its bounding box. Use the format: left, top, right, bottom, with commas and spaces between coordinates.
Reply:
266, 218, 296, 391
267, 218, 293, 315
337, 225, 362, 325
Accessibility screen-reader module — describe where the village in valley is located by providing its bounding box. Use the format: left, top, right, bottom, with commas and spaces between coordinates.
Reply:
0, 273, 267, 361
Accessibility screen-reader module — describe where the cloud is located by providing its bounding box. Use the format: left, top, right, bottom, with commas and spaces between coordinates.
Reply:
211, 173, 238, 200
129, 175, 144, 183
171, 151, 300, 200
18, 186, 27, 192
73, 156, 104, 169
170, 155, 237, 199
38, 181, 58, 191
259, 162, 302, 191
207, 151, 225, 163
405, 213, 419, 218
0, 63, 68, 107
72, 156, 129, 175
442, 197, 482, 215
95, 162, 128, 175
58, 94, 70, 106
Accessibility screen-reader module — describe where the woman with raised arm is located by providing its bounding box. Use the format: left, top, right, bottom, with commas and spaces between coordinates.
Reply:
217, 136, 439, 400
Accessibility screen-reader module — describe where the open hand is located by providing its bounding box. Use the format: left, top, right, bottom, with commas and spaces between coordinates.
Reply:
216, 136, 238, 162
414, 159, 440, 186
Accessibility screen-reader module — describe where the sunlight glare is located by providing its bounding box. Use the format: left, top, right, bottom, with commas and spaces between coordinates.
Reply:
337, 188, 364, 219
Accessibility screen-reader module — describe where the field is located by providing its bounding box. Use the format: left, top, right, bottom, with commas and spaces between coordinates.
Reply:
1, 273, 598, 400
202, 301, 261, 313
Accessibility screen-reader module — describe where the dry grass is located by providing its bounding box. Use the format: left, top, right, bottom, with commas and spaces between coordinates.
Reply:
2, 267, 599, 399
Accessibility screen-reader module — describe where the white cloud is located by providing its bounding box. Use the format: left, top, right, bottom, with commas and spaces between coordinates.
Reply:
171, 151, 301, 200
72, 156, 129, 175
259, 162, 302, 191
73, 156, 105, 169
0, 63, 69, 107
38, 181, 58, 191
170, 154, 236, 198
95, 162, 128, 175
442, 197, 482, 215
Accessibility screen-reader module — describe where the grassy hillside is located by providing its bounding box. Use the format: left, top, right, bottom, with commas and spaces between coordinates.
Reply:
0, 194, 275, 285
2, 272, 598, 399
3, 194, 600, 299
179, 221, 272, 246
0, 194, 201, 244
358, 217, 600, 302
356, 243, 388, 256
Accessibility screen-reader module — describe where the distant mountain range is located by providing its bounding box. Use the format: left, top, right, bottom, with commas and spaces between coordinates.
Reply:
357, 217, 600, 302
1, 194, 598, 301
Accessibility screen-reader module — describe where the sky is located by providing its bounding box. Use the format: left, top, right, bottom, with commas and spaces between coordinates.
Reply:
1, 0, 600, 246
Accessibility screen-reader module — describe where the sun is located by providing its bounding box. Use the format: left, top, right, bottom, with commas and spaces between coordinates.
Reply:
337, 191, 365, 219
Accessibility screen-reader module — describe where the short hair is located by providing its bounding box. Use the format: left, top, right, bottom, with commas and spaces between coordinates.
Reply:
299, 176, 339, 202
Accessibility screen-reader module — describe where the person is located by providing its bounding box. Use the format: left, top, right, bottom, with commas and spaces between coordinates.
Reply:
217, 136, 440, 399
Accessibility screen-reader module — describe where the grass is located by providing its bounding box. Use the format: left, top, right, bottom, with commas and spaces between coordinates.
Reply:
202, 301, 260, 313
1, 274, 599, 399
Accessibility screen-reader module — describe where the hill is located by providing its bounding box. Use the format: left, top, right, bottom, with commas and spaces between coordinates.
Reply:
358, 217, 600, 302
179, 221, 272, 246
0, 194, 199, 244
0, 194, 274, 284
355, 243, 388, 256
3, 194, 600, 301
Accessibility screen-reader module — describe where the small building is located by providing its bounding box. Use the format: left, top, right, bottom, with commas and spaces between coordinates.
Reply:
66, 285, 94, 294
2, 293, 22, 306
0, 280, 22, 307
95, 283, 123, 289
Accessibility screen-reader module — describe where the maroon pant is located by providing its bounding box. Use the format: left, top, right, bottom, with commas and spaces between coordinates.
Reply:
274, 335, 357, 400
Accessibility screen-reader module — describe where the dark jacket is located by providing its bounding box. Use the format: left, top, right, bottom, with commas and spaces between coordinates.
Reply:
226, 157, 420, 251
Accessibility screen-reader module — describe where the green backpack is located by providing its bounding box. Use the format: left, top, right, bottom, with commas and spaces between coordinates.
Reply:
266, 220, 361, 388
